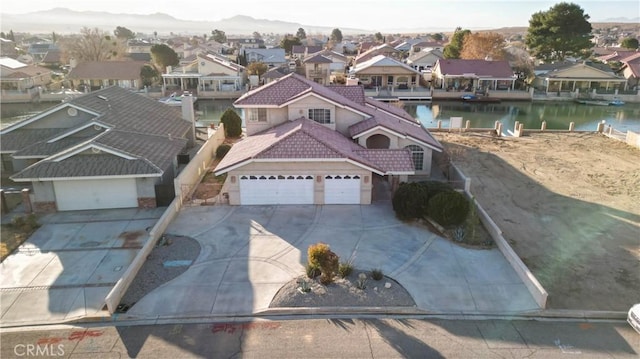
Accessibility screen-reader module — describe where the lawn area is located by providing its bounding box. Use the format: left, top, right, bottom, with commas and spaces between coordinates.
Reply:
1, 192, 38, 261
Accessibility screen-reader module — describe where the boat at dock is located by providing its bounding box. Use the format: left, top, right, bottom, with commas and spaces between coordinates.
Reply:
159, 91, 197, 106
461, 94, 501, 103
575, 98, 625, 106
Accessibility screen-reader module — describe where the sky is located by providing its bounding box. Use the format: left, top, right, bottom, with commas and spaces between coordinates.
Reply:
1, 0, 638, 30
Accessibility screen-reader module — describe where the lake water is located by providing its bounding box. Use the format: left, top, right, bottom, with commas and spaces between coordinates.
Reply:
3, 99, 640, 134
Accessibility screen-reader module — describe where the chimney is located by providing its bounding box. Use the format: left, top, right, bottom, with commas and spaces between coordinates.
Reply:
181, 95, 196, 146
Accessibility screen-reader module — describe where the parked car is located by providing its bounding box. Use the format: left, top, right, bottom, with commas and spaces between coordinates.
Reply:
628, 303, 640, 334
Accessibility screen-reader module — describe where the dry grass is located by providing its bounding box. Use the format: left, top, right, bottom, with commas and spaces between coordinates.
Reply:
1, 214, 39, 262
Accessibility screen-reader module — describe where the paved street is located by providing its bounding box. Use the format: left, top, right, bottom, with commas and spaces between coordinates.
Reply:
1, 317, 638, 358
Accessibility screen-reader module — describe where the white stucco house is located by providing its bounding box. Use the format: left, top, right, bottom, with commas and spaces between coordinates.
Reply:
214, 73, 443, 205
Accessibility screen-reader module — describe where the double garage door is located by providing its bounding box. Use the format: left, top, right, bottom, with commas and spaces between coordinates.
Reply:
239, 174, 361, 205
54, 178, 138, 211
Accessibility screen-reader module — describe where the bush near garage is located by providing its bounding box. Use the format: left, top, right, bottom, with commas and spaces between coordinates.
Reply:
427, 190, 470, 227
392, 182, 430, 220
419, 180, 455, 201
215, 144, 232, 159
307, 242, 339, 285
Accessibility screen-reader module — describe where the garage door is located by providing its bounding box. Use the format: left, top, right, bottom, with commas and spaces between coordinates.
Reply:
54, 178, 138, 211
324, 175, 361, 204
239, 175, 314, 205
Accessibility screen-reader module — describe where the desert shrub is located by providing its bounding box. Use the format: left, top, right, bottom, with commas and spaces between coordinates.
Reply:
392, 182, 430, 220
305, 263, 320, 278
427, 190, 470, 227
215, 144, 231, 159
219, 108, 242, 138
371, 268, 384, 281
338, 261, 353, 278
307, 242, 339, 284
11, 214, 39, 232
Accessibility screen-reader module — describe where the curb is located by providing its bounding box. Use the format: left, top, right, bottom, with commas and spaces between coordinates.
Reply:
1, 307, 629, 330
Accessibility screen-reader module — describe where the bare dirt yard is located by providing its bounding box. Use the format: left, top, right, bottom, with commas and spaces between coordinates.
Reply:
433, 132, 640, 311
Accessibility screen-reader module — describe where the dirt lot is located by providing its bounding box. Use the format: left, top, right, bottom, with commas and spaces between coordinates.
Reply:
433, 132, 640, 311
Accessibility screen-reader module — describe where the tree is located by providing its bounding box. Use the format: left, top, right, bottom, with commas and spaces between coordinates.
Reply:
140, 64, 159, 87
621, 37, 639, 49
51, 32, 58, 43
330, 28, 343, 42
252, 31, 262, 40
525, 2, 592, 62
460, 32, 506, 60
443, 27, 471, 59
280, 35, 302, 54
150, 44, 179, 73
211, 29, 227, 43
63, 27, 125, 62
246, 61, 268, 77
220, 108, 242, 138
296, 28, 307, 40
374, 32, 384, 43
432, 33, 444, 42
114, 26, 135, 40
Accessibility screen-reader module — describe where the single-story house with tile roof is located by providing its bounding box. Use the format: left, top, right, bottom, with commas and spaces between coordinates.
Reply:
406, 49, 444, 72
355, 44, 401, 64
291, 45, 323, 59
214, 73, 442, 205
531, 61, 628, 93
0, 57, 52, 92
432, 59, 516, 91
243, 48, 286, 68
68, 61, 148, 91
350, 55, 420, 89
619, 53, 640, 89
1, 86, 193, 211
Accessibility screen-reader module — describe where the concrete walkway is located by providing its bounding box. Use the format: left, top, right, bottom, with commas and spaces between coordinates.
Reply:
0, 208, 165, 327
125, 203, 539, 319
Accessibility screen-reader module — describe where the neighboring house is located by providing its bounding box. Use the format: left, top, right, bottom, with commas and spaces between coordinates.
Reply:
355, 44, 401, 64
243, 48, 286, 67
0, 57, 52, 92
0, 38, 19, 58
127, 40, 153, 53
393, 38, 424, 52
302, 53, 332, 85
162, 52, 246, 94
262, 66, 292, 84
312, 49, 349, 74
409, 41, 444, 55
331, 41, 358, 54
68, 61, 148, 91
213, 73, 442, 205
406, 48, 444, 72
229, 38, 265, 50
532, 61, 628, 93
431, 59, 516, 91
350, 55, 420, 89
291, 45, 323, 59
27, 43, 57, 63
596, 50, 639, 64
618, 53, 640, 89
1, 86, 193, 211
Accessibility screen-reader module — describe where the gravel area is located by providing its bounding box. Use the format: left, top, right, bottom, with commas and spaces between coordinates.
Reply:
270, 271, 416, 308
118, 234, 201, 312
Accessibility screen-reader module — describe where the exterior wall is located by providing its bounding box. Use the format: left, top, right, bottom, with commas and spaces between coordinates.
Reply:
199, 59, 240, 77
224, 161, 372, 205
31, 181, 56, 203
288, 96, 337, 131
398, 138, 435, 176
304, 63, 331, 85
135, 177, 157, 198
334, 107, 367, 136
245, 107, 287, 136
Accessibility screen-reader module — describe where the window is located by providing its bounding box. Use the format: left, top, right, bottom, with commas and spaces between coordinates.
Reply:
308, 109, 331, 124
248, 108, 267, 122
406, 145, 424, 171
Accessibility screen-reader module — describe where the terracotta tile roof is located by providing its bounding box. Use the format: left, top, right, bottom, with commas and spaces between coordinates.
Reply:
364, 97, 415, 122
598, 50, 638, 62
435, 59, 514, 78
620, 52, 640, 63
622, 62, 640, 78
303, 54, 332, 63
68, 61, 147, 80
215, 118, 414, 175
326, 85, 366, 104
355, 149, 414, 173
356, 44, 400, 63
349, 115, 442, 151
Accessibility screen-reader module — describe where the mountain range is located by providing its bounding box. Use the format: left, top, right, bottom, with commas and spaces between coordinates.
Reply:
1, 8, 638, 37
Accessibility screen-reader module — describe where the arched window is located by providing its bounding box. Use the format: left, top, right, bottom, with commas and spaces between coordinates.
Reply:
405, 145, 424, 171
366, 134, 390, 149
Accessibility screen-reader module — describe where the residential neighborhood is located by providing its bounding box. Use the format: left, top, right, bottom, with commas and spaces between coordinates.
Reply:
1, 1, 639, 357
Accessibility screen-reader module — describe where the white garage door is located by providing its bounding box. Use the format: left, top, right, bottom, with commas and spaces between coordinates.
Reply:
54, 178, 138, 211
239, 175, 314, 205
324, 175, 361, 204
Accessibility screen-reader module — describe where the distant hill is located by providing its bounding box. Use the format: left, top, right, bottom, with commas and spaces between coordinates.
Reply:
0, 8, 371, 35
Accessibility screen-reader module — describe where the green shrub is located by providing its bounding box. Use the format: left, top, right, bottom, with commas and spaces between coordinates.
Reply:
307, 242, 339, 284
392, 182, 430, 220
219, 108, 242, 138
215, 144, 231, 159
338, 261, 353, 278
427, 191, 470, 227
371, 268, 384, 281
305, 263, 320, 278
419, 180, 454, 201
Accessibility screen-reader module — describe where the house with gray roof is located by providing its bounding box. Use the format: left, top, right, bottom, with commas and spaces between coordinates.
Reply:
243, 48, 286, 68
214, 73, 442, 205
1, 86, 193, 211
67, 61, 148, 91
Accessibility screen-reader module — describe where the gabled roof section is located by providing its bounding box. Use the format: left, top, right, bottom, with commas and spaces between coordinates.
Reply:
303, 54, 332, 64
215, 118, 394, 175
349, 116, 442, 152
543, 62, 620, 79
435, 59, 514, 78
200, 53, 245, 72
326, 85, 366, 105
363, 98, 415, 122
68, 61, 147, 80
354, 149, 414, 174
352, 55, 419, 74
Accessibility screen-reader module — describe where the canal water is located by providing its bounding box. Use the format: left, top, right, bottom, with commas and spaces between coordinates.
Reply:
3, 100, 640, 134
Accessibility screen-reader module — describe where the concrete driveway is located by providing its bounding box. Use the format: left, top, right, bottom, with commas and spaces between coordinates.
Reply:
0, 208, 164, 327
127, 203, 539, 318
